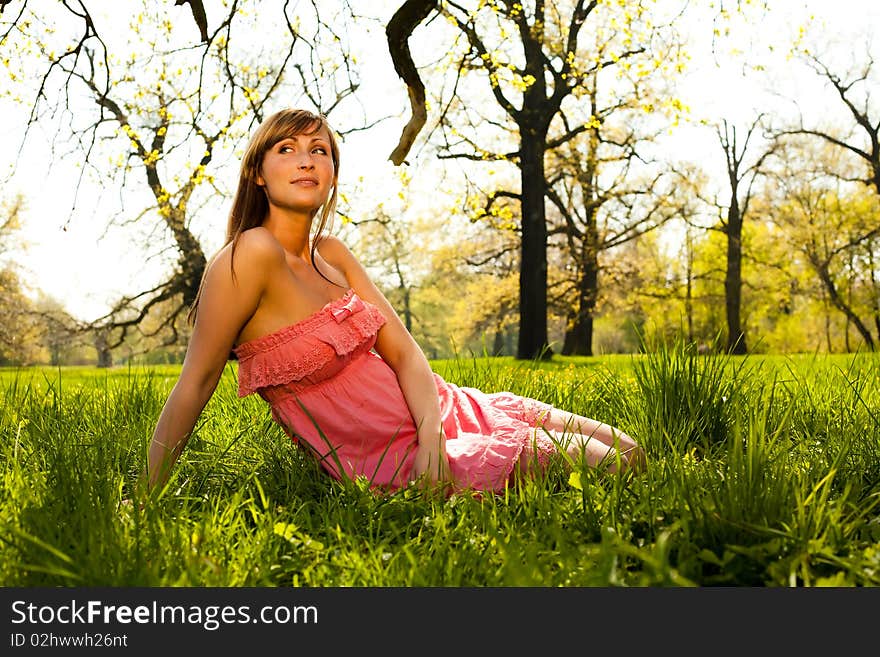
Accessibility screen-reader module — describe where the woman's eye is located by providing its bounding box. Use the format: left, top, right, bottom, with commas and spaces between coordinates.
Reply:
312, 147, 327, 155
279, 145, 293, 153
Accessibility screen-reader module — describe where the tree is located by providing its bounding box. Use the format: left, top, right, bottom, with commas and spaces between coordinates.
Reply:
0, 1, 211, 44
2, 0, 361, 364
345, 205, 426, 334
767, 138, 880, 351
769, 39, 880, 351
713, 116, 774, 354
28, 293, 93, 366
780, 50, 880, 196
542, 64, 681, 355
676, 117, 773, 354
0, 194, 38, 364
386, 0, 680, 359
415, 222, 520, 356
458, 225, 520, 355
603, 170, 709, 348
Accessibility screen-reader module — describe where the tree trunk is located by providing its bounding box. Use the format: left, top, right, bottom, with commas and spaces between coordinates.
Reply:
845, 266, 854, 352
492, 305, 506, 355
685, 229, 694, 343
401, 284, 412, 333
95, 329, 112, 368
492, 327, 504, 355
725, 200, 747, 354
562, 239, 599, 356
517, 132, 549, 360
815, 260, 875, 350
561, 309, 577, 355
170, 212, 207, 309
869, 248, 880, 340
505, 328, 515, 355
822, 289, 833, 352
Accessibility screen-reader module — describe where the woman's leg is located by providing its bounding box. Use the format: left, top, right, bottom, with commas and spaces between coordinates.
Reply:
539, 407, 646, 473
514, 425, 628, 478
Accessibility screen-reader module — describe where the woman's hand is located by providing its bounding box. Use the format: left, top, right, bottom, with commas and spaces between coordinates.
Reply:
118, 473, 151, 513
409, 442, 451, 490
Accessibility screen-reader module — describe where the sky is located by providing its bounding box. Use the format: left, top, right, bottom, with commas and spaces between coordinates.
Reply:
1, 0, 878, 323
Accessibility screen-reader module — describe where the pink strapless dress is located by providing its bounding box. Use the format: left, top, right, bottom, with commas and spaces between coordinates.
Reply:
232, 290, 556, 492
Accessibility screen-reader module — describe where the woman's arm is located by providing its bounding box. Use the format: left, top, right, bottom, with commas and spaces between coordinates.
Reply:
141, 229, 282, 494
145, 379, 218, 490
318, 236, 450, 486
391, 352, 450, 485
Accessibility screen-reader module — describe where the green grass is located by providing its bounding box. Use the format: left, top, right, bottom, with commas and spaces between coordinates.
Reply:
1, 345, 878, 586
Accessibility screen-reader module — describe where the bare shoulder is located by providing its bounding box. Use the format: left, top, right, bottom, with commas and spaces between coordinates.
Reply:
231, 226, 286, 265
181, 228, 283, 388
315, 234, 356, 271
212, 227, 285, 277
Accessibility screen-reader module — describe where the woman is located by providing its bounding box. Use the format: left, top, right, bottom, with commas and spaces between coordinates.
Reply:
144, 108, 644, 496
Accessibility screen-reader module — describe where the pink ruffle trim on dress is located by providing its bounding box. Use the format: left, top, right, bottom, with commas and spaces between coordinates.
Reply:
489, 392, 557, 482
439, 386, 559, 491
486, 392, 554, 427
233, 291, 387, 397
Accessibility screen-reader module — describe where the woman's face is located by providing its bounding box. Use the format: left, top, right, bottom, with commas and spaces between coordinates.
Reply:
256, 124, 335, 216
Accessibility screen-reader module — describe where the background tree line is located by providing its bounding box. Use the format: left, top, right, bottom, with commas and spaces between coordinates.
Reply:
0, 0, 877, 366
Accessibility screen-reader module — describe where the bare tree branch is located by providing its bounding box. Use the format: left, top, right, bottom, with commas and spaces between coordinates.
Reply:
386, 0, 438, 165
174, 0, 208, 42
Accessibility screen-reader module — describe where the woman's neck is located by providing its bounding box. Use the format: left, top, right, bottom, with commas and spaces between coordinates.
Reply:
261, 209, 314, 258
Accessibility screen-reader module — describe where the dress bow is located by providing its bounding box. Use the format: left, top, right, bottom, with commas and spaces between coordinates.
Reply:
330, 294, 365, 323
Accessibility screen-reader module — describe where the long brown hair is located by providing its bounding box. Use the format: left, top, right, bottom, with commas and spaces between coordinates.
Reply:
186, 108, 341, 330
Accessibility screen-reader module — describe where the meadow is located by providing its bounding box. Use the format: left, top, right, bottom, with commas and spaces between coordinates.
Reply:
1, 342, 878, 586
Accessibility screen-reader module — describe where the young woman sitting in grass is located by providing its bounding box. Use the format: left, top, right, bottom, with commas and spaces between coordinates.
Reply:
144, 108, 645, 497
